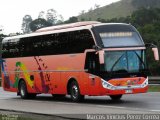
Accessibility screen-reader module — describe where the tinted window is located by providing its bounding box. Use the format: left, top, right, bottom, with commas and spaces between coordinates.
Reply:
100, 32, 143, 47
2, 29, 95, 58
2, 39, 20, 58
93, 24, 144, 48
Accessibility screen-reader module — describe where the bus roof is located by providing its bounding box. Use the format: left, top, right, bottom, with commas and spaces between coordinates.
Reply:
36, 21, 101, 32
2, 22, 131, 42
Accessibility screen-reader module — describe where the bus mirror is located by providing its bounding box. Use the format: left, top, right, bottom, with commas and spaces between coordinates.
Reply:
152, 47, 159, 61
99, 50, 104, 64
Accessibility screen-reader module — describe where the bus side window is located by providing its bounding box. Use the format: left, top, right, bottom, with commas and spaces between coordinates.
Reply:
85, 52, 100, 74
2, 39, 20, 58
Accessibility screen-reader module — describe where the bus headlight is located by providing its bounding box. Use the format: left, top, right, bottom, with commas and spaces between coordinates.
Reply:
141, 77, 148, 88
101, 79, 116, 90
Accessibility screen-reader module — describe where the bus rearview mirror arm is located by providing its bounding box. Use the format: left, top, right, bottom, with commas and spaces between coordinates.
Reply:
152, 47, 159, 61
93, 45, 102, 51
98, 50, 104, 64
93, 45, 104, 64
145, 43, 159, 61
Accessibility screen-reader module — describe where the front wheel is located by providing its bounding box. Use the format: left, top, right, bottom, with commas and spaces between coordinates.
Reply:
70, 81, 84, 102
110, 95, 122, 101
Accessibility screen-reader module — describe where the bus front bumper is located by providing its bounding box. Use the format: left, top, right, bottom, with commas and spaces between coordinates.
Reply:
100, 77, 148, 95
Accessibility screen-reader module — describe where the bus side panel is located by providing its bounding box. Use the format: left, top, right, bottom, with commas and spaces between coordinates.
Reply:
87, 76, 101, 96
52, 72, 67, 94
50, 71, 90, 95
1, 53, 86, 95
1, 59, 17, 92
78, 72, 89, 95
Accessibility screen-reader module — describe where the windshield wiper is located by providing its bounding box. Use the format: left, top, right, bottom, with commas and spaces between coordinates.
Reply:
134, 51, 145, 68
110, 53, 126, 72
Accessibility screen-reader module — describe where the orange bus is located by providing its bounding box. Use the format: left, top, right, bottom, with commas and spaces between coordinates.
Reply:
1, 21, 159, 102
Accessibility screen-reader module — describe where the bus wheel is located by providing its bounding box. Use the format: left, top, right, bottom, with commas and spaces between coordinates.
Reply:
70, 81, 84, 102
19, 80, 28, 99
19, 80, 36, 99
110, 95, 122, 101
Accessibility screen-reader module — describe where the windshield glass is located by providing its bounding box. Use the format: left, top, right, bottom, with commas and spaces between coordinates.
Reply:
100, 32, 143, 47
93, 24, 144, 48
104, 50, 146, 73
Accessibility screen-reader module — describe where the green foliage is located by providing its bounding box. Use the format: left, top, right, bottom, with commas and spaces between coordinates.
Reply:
131, 0, 160, 8
134, 9, 160, 75
148, 85, 160, 92
64, 16, 78, 24
78, 0, 160, 21
29, 18, 53, 32
22, 15, 32, 34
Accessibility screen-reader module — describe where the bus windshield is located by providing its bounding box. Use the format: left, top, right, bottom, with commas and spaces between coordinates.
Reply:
100, 32, 143, 47
104, 50, 146, 73
93, 24, 144, 48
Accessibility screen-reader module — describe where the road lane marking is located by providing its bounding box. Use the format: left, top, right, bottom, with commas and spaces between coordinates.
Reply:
151, 110, 160, 112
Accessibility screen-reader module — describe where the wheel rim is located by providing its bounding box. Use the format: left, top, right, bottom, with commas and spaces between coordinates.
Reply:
72, 85, 78, 99
20, 85, 25, 97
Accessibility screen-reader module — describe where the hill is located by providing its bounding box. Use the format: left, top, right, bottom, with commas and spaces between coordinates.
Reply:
78, 0, 160, 21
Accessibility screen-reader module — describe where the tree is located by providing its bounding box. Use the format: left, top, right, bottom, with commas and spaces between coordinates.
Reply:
56, 15, 64, 24
38, 11, 45, 19
29, 18, 52, 32
88, 7, 93, 12
21, 15, 32, 34
0, 25, 4, 34
79, 10, 85, 16
65, 16, 78, 23
46, 9, 57, 25
45, 9, 64, 25
94, 4, 100, 9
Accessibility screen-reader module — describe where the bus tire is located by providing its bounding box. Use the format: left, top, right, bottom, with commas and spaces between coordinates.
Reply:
110, 95, 122, 101
19, 80, 29, 99
19, 80, 36, 99
70, 81, 84, 102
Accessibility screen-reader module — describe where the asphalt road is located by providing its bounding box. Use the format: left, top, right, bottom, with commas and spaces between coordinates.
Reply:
0, 87, 160, 119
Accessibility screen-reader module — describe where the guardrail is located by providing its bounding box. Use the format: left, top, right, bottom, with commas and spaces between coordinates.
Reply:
149, 76, 160, 85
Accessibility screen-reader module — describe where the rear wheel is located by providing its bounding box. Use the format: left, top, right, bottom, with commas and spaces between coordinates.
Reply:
110, 95, 122, 101
19, 80, 36, 99
70, 81, 84, 102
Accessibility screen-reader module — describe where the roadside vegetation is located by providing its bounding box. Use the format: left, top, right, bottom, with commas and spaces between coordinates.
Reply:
0, 112, 66, 120
148, 85, 160, 92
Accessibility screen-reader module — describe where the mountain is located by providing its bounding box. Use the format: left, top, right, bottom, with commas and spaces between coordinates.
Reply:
78, 0, 160, 21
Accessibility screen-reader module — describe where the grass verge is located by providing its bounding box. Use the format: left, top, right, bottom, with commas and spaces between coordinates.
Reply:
0, 114, 34, 120
0, 111, 67, 120
148, 85, 160, 92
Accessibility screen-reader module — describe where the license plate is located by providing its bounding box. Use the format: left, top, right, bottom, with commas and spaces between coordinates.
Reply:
125, 89, 132, 93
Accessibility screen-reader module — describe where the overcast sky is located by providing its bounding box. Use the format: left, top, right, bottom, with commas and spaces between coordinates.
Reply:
0, 0, 120, 34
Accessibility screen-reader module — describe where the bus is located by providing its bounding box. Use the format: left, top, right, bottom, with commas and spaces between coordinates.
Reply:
1, 21, 159, 102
